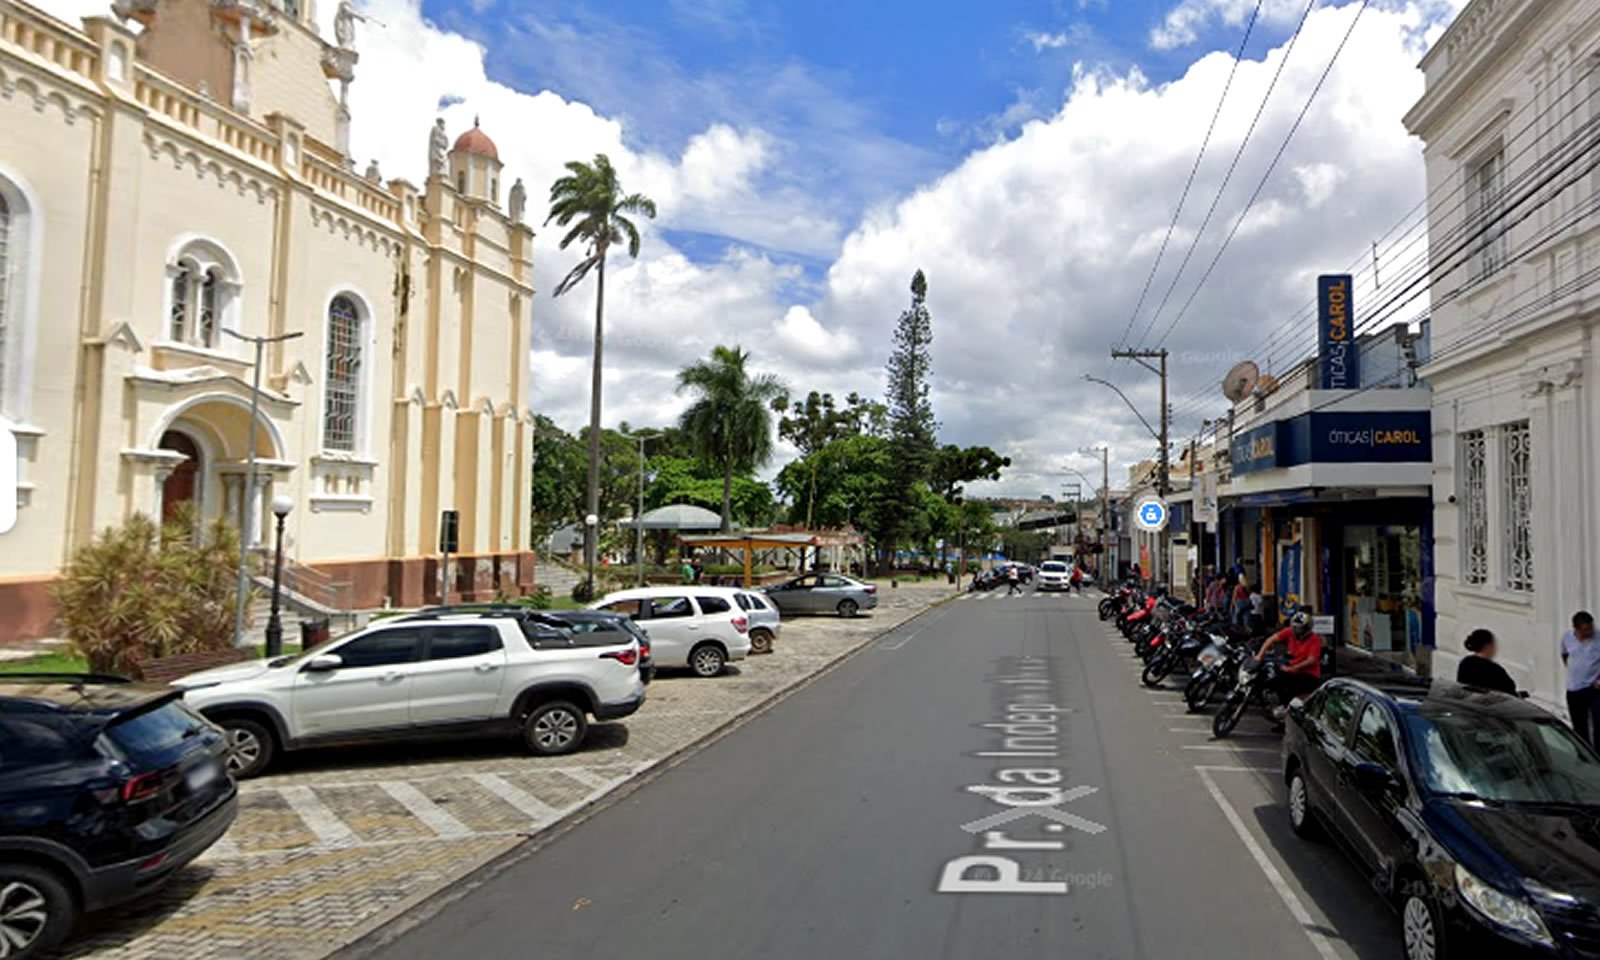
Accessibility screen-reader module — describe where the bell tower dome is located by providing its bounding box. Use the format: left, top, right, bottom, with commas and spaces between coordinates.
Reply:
448, 117, 504, 206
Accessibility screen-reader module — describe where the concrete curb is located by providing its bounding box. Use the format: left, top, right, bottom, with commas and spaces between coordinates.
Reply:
330, 589, 963, 959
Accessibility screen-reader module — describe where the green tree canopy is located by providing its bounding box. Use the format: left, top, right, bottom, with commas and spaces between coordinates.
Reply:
676, 345, 787, 532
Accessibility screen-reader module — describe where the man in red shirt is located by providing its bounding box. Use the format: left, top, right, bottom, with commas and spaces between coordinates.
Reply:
1257, 611, 1324, 726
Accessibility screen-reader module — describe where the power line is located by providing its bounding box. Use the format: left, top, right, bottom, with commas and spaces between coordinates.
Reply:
1161, 63, 1600, 421
1118, 0, 1267, 348
1143, 0, 1373, 350
1127, 0, 1322, 348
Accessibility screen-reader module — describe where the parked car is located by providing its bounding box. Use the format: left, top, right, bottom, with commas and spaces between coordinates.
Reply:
531, 609, 656, 685
174, 605, 647, 778
733, 589, 782, 653
590, 587, 753, 677
1036, 560, 1071, 592
763, 573, 879, 617
0, 675, 238, 959
1282, 678, 1600, 960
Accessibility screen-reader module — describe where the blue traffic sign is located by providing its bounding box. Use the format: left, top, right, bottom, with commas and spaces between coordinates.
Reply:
1134, 498, 1168, 532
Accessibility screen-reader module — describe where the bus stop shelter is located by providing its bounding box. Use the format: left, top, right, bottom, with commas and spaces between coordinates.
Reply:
677, 532, 821, 588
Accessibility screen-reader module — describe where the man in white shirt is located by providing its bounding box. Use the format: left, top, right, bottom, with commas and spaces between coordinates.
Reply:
1560, 610, 1600, 746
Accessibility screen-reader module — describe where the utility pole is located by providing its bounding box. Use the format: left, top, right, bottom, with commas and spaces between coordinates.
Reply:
1110, 347, 1169, 583
224, 329, 303, 647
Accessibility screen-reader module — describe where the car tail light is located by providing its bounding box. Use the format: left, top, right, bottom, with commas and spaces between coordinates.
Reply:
865, 585, 877, 595
600, 647, 639, 666
121, 770, 171, 803
732, 616, 749, 634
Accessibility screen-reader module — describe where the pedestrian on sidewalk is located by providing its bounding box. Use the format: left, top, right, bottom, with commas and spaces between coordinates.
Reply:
680, 555, 695, 584
1070, 564, 1083, 594
1456, 629, 1517, 696
1561, 610, 1600, 746
1006, 565, 1021, 596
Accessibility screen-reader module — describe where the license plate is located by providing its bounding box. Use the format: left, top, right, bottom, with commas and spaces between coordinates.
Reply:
185, 761, 219, 791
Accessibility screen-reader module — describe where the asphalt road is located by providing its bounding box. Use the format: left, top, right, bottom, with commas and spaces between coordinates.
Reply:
356, 590, 1403, 960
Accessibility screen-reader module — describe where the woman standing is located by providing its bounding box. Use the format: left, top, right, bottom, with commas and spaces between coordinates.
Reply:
1456, 629, 1517, 695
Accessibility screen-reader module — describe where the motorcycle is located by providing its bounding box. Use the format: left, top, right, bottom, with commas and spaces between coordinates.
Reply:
1183, 631, 1251, 711
1211, 655, 1284, 738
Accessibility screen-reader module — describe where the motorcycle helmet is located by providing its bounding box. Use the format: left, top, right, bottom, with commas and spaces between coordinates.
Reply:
1290, 610, 1313, 637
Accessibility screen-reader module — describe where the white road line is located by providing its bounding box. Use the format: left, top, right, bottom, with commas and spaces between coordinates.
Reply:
469, 772, 560, 823
1197, 767, 1343, 960
380, 780, 473, 838
279, 785, 358, 847
559, 767, 618, 791
1183, 744, 1282, 754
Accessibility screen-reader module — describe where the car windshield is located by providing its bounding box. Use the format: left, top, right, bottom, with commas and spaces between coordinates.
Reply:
1040, 562, 1068, 573
1405, 711, 1600, 804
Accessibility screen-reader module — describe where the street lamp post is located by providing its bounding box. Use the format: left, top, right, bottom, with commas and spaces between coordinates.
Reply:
225, 328, 303, 647
619, 432, 655, 587
265, 495, 294, 657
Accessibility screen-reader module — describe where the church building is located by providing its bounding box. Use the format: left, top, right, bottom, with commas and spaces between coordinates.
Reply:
0, 0, 537, 642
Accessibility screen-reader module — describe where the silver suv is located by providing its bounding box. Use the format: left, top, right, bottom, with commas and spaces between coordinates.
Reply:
173, 605, 647, 778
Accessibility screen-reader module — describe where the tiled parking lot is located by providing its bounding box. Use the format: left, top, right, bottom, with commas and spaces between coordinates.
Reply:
54, 582, 953, 960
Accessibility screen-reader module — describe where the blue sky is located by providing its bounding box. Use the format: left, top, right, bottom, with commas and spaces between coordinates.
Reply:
425, 0, 1308, 269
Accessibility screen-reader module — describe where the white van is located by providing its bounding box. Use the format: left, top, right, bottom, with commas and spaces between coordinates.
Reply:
589, 586, 754, 677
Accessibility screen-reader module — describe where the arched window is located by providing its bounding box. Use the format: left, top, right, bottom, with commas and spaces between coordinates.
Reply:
198, 269, 219, 347
322, 295, 362, 452
164, 240, 239, 350
169, 261, 193, 342
0, 193, 10, 404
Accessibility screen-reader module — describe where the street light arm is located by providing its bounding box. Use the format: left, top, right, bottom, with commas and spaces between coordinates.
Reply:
1082, 375, 1160, 443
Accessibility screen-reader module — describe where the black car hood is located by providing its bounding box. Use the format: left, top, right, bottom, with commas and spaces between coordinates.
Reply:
1427, 797, 1600, 900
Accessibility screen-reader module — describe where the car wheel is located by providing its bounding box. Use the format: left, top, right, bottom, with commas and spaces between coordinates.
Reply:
221, 718, 276, 780
689, 643, 727, 678
837, 599, 859, 618
0, 863, 75, 960
1287, 768, 1322, 840
1399, 880, 1448, 960
749, 628, 775, 655
522, 701, 587, 756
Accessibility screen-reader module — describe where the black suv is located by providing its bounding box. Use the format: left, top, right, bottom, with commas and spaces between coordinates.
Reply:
0, 675, 238, 958
1283, 678, 1600, 960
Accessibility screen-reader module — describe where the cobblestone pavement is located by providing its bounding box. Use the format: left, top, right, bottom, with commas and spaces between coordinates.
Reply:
55, 582, 955, 960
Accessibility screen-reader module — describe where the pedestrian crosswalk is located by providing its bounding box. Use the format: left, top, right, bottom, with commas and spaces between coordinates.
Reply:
956, 590, 1090, 601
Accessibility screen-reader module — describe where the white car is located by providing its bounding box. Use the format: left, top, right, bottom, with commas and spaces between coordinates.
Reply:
590, 587, 753, 677
173, 606, 647, 778
1036, 560, 1072, 591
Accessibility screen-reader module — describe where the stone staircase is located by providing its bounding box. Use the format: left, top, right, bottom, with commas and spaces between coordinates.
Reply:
536, 558, 584, 598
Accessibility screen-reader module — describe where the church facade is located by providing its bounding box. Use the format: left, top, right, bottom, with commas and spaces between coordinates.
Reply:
0, 0, 536, 643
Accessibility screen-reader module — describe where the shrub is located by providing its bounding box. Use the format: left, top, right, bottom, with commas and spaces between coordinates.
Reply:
54, 512, 247, 678
514, 586, 554, 610
571, 579, 596, 604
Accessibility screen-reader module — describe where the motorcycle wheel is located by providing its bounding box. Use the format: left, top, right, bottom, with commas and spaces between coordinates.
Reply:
1212, 695, 1247, 738
1185, 675, 1216, 712
1141, 655, 1172, 688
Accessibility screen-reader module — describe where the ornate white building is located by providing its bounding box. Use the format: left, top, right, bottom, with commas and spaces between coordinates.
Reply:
0, 0, 536, 643
1404, 0, 1600, 709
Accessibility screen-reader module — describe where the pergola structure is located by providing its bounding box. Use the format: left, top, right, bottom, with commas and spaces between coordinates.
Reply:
677, 532, 821, 588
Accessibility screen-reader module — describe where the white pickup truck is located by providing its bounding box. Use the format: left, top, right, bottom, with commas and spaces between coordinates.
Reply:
173, 605, 647, 777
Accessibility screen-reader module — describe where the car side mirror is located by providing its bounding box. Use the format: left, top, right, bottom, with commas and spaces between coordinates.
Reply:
303, 653, 343, 672
1287, 697, 1307, 721
1352, 761, 1400, 796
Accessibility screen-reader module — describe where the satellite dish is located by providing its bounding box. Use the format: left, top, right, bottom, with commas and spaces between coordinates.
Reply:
1222, 361, 1260, 403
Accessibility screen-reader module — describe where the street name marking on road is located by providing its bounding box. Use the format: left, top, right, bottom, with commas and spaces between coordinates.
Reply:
380, 781, 472, 838
279, 785, 358, 847
937, 655, 1105, 896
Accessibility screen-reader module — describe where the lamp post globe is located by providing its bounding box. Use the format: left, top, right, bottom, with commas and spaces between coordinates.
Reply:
264, 494, 294, 657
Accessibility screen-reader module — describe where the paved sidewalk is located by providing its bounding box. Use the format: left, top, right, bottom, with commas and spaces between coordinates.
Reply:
55, 582, 955, 960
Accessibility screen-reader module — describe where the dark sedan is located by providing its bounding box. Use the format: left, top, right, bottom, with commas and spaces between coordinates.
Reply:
1282, 678, 1600, 960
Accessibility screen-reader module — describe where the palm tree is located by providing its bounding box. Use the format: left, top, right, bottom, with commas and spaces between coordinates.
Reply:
677, 346, 787, 532
546, 154, 657, 587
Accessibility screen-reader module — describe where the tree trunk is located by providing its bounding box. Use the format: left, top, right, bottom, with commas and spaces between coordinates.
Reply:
720, 456, 734, 533
805, 458, 818, 531
584, 256, 606, 584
